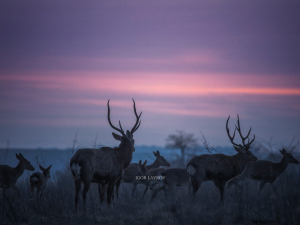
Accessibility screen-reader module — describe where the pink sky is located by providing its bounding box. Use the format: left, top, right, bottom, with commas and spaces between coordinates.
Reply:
0, 1, 299, 149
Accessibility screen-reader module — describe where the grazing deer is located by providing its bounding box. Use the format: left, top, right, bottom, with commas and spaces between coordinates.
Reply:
151, 168, 189, 200
187, 115, 257, 203
227, 148, 299, 193
0, 153, 35, 195
143, 167, 167, 198
115, 150, 170, 198
70, 99, 142, 211
30, 164, 52, 199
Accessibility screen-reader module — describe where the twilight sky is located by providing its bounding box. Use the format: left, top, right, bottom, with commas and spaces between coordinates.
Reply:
0, 0, 299, 149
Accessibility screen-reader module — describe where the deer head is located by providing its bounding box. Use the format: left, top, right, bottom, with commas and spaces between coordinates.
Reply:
39, 165, 52, 178
16, 153, 35, 171
279, 148, 299, 164
153, 150, 170, 167
226, 115, 257, 161
107, 98, 142, 152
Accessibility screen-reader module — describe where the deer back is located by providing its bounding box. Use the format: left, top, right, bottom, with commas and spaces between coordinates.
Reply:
188, 153, 252, 182
71, 147, 128, 182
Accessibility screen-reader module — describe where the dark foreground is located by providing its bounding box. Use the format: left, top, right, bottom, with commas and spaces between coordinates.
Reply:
1, 164, 300, 225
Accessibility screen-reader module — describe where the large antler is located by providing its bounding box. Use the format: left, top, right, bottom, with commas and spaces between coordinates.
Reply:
107, 100, 125, 136
131, 98, 142, 134
235, 114, 255, 150
226, 115, 239, 147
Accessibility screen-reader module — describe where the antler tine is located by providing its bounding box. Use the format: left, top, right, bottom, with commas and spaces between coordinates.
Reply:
107, 100, 125, 135
235, 114, 246, 146
132, 121, 141, 133
247, 134, 255, 146
131, 98, 142, 134
236, 114, 255, 148
226, 115, 239, 146
119, 120, 124, 133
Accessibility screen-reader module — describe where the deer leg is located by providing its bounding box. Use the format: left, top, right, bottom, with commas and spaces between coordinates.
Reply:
75, 179, 82, 212
115, 178, 121, 199
36, 186, 42, 199
270, 183, 279, 197
220, 182, 225, 203
107, 181, 115, 205
39, 189, 44, 199
258, 181, 266, 194
188, 178, 193, 196
142, 184, 149, 199
131, 183, 137, 197
191, 179, 201, 200
30, 183, 34, 200
98, 183, 106, 203
213, 180, 225, 203
98, 183, 101, 202
82, 183, 90, 212
151, 183, 166, 200
111, 187, 115, 200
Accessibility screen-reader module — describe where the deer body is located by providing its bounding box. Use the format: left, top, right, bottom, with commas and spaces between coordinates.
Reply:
115, 150, 170, 198
187, 115, 257, 202
187, 153, 255, 201
227, 149, 299, 192
0, 153, 35, 195
70, 99, 142, 211
151, 168, 189, 200
30, 165, 52, 198
188, 153, 253, 182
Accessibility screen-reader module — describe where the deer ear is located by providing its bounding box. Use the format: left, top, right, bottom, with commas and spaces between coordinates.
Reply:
112, 132, 122, 141
39, 165, 45, 171
139, 160, 142, 165
47, 165, 52, 170
279, 149, 284, 155
234, 146, 241, 153
153, 151, 157, 157
143, 160, 147, 166
16, 154, 20, 160
156, 150, 160, 157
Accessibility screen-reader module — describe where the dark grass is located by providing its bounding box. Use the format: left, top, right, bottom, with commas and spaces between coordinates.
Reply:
1, 159, 300, 225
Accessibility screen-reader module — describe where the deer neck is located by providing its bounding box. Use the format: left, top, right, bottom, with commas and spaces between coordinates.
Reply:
274, 156, 288, 175
14, 162, 25, 179
42, 173, 49, 182
232, 153, 250, 174
117, 141, 133, 169
146, 159, 160, 170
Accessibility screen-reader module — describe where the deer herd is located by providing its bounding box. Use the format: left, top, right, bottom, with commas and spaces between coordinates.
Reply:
0, 99, 298, 212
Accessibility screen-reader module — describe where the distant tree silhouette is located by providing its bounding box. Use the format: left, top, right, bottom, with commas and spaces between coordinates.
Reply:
165, 130, 198, 166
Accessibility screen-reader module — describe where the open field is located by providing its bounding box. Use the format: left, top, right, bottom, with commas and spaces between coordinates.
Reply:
1, 149, 300, 225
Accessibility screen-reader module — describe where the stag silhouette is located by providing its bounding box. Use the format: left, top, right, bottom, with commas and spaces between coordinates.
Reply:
187, 115, 257, 203
70, 99, 142, 211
